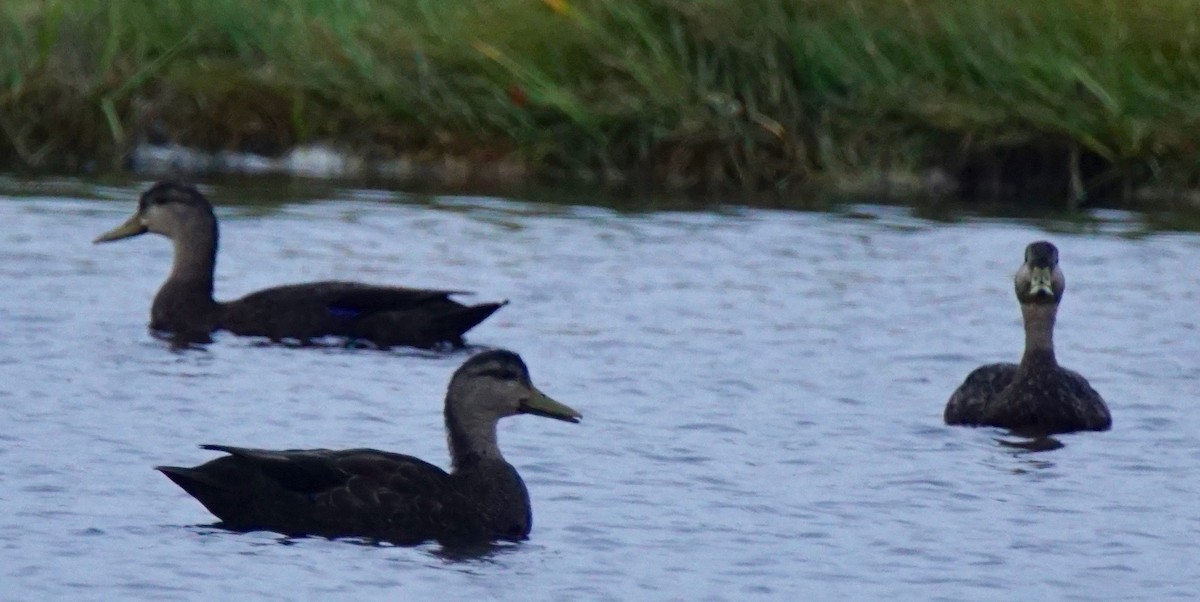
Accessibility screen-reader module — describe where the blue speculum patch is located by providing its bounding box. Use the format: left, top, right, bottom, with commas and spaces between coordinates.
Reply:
328, 306, 361, 319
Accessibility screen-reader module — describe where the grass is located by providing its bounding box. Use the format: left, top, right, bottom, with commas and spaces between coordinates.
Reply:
3, 0, 1200, 203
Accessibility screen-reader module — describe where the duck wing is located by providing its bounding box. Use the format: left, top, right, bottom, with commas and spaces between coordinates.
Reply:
1057, 368, 1111, 430
220, 281, 505, 348
352, 297, 508, 349
1011, 367, 1111, 433
959, 365, 1110, 435
157, 444, 489, 545
944, 362, 1018, 425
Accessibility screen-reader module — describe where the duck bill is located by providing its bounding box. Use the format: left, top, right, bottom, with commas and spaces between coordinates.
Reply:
519, 387, 581, 423
94, 214, 147, 243
1027, 266, 1054, 296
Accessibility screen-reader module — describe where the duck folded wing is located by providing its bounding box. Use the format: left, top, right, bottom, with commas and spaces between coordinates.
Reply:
352, 300, 508, 349
219, 282, 504, 347
158, 445, 484, 543
944, 363, 1017, 425
231, 282, 466, 317
200, 444, 454, 495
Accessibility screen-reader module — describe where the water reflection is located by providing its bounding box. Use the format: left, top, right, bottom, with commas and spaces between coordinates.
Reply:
1, 180, 1198, 600
430, 541, 526, 564
997, 436, 1065, 453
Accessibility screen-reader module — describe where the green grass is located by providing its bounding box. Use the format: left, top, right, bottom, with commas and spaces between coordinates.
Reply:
3, 0, 1200, 202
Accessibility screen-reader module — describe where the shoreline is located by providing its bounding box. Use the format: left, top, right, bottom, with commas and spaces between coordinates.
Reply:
119, 142, 1200, 212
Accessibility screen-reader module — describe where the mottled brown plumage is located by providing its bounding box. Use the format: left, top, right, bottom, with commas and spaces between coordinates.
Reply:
95, 181, 505, 348
944, 241, 1111, 435
157, 350, 581, 545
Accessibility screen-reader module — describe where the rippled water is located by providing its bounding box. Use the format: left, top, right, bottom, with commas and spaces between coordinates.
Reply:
1, 178, 1198, 600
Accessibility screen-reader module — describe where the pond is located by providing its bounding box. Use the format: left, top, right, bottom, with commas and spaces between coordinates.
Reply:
1, 177, 1198, 600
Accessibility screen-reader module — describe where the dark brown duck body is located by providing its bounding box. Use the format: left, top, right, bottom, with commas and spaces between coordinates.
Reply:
157, 350, 581, 545
158, 446, 532, 544
945, 354, 1111, 435
217, 281, 505, 349
944, 241, 1111, 435
96, 181, 505, 348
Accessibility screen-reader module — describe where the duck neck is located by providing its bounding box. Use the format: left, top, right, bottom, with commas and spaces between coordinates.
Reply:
165, 222, 218, 300
1019, 301, 1058, 367
445, 404, 503, 471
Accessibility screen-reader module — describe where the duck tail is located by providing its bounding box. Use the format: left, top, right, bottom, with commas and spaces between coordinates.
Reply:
436, 300, 508, 340
157, 464, 226, 496
156, 464, 244, 523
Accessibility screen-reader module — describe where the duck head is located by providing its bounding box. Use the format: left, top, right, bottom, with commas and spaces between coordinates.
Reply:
1014, 240, 1065, 305
94, 181, 216, 244
446, 350, 581, 425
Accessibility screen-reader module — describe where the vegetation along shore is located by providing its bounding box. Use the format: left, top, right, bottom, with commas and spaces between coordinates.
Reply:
3, 0, 1200, 206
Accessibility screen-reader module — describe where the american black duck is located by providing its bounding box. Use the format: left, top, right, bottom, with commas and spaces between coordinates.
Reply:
944, 241, 1111, 435
157, 349, 581, 545
95, 181, 505, 348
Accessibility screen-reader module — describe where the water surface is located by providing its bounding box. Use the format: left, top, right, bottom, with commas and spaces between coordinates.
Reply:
1, 178, 1198, 600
